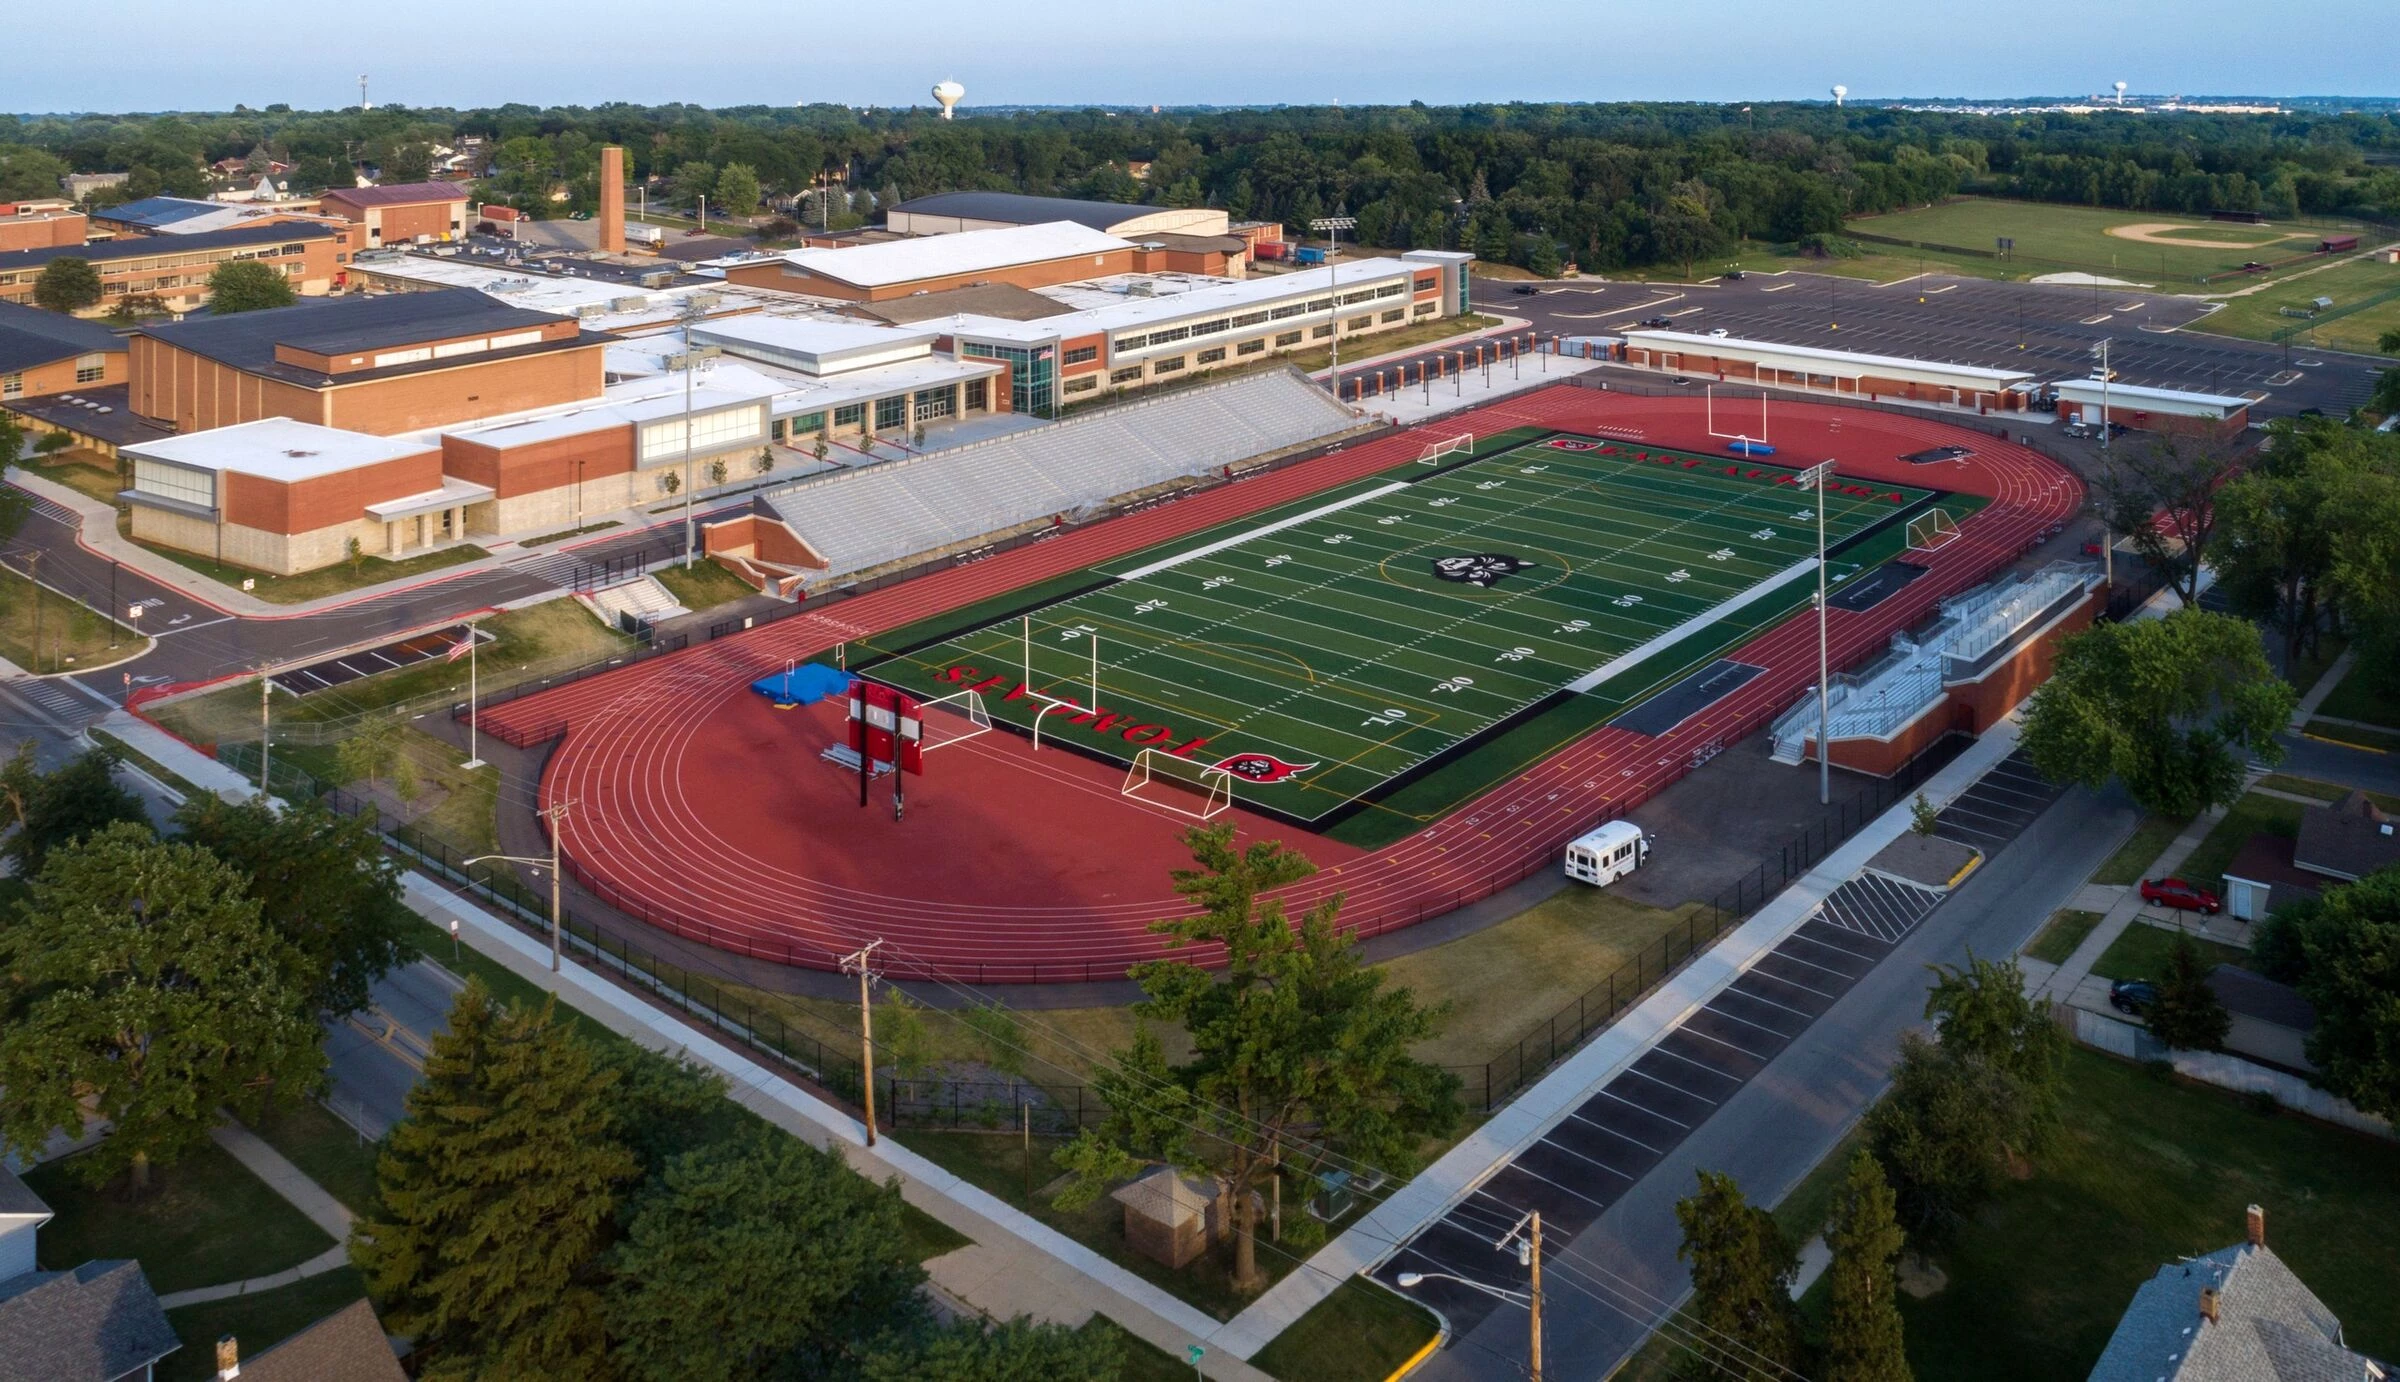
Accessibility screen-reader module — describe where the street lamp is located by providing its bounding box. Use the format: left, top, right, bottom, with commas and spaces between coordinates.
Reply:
1397, 1209, 1545, 1380
678, 298, 709, 569
465, 800, 573, 972
1795, 460, 1838, 806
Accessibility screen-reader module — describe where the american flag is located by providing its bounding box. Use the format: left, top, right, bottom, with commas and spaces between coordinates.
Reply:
446, 634, 475, 663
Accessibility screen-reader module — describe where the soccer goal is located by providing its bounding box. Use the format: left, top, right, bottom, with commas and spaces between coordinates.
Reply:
1415, 431, 1474, 465
1122, 748, 1236, 820
915, 686, 996, 754
1905, 509, 1962, 554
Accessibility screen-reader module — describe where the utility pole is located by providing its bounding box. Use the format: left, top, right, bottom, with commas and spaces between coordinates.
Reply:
461, 621, 485, 770
258, 665, 273, 793
544, 800, 569, 972
840, 940, 886, 1146
1496, 1210, 1544, 1382
25, 551, 40, 674
2095, 337, 2115, 589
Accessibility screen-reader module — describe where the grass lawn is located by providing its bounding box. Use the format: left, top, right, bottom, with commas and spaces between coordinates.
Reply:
2088, 921, 2252, 983
2025, 909, 2106, 966
514, 519, 622, 547
2188, 256, 2400, 354
1376, 886, 1706, 1072
2316, 661, 2400, 728
87, 726, 206, 799
22, 1136, 335, 1295
2176, 792, 2307, 889
901, 1199, 972, 1262
652, 558, 760, 612
2091, 813, 2193, 886
115, 508, 488, 605
158, 1268, 376, 1382
1250, 1274, 1441, 1382
2307, 719, 2400, 753
1844, 197, 2365, 284
1896, 1048, 2400, 1378
243, 1099, 383, 1219
0, 567, 145, 674
29, 455, 125, 506
153, 597, 635, 748
2257, 773, 2400, 813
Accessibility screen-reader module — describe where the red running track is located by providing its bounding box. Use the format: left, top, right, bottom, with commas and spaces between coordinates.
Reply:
485, 388, 2081, 983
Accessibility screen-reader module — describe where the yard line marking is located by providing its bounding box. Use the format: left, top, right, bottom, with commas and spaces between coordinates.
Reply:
1114, 481, 1411, 580
1568, 557, 1818, 693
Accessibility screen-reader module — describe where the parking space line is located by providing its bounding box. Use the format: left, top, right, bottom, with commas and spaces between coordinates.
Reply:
1561, 1109, 1667, 1157
1622, 1061, 1722, 1106
1590, 1084, 1693, 1129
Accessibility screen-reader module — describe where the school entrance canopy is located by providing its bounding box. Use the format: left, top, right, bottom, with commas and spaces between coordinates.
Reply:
1620, 329, 2039, 411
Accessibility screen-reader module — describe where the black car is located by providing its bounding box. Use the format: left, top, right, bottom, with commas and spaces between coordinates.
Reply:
1722, 269, 1746, 281
2109, 979, 2158, 1015
1512, 284, 1542, 296
1639, 315, 1674, 328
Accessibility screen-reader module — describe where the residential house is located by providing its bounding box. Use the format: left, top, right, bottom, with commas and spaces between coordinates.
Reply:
0, 1165, 180, 1382
2088, 1205, 2386, 1382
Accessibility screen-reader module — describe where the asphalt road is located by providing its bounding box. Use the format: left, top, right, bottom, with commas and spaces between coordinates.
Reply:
320, 958, 463, 1139
1469, 269, 2387, 420
1406, 769, 2139, 1382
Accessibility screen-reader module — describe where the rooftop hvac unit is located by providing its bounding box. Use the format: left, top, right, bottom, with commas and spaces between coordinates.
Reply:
638, 269, 676, 288
572, 303, 608, 318
689, 291, 723, 310
611, 295, 652, 312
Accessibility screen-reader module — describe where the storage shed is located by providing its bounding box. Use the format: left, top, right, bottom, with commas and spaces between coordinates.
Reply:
1111, 1166, 1226, 1270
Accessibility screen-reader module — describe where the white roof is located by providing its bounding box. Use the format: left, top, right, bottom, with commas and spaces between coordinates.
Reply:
771, 221, 1133, 289
944, 257, 1427, 345
124, 417, 432, 482
444, 368, 782, 448
1571, 821, 1644, 852
691, 315, 937, 374
348, 252, 789, 333
1623, 329, 2039, 388
2051, 378, 2252, 414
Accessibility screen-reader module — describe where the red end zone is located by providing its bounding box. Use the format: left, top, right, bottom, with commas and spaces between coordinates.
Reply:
486, 387, 2082, 982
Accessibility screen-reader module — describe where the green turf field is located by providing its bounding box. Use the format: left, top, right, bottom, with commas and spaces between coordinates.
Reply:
858, 435, 1938, 826
1844, 197, 2373, 284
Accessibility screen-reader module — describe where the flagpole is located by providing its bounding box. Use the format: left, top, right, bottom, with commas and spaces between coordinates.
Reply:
462, 622, 485, 770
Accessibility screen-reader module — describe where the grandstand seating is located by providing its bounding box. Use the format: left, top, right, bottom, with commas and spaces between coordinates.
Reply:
759, 370, 1361, 582
579, 575, 689, 630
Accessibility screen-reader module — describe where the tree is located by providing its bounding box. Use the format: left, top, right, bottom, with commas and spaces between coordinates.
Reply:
335, 718, 404, 793
1822, 1150, 1910, 1382
0, 742, 149, 877
1923, 951, 2064, 1106
0, 823, 321, 1190
1673, 1170, 1802, 1381
608, 1127, 928, 1379
671, 160, 719, 212
204, 259, 297, 314
32, 256, 101, 313
1055, 825, 1459, 1292
2146, 934, 2233, 1052
1867, 1033, 2026, 1236
2020, 609, 2295, 817
2210, 420, 2355, 664
753, 445, 774, 477
2099, 434, 2244, 608
2372, 327, 2400, 419
705, 457, 728, 488
712, 162, 762, 218
587, 1042, 736, 1179
174, 795, 410, 1019
658, 469, 681, 496
861, 1316, 1125, 1381
353, 981, 637, 1379
2283, 866, 2400, 1120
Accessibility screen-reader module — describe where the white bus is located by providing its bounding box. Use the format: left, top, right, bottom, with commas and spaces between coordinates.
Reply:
1565, 821, 1649, 887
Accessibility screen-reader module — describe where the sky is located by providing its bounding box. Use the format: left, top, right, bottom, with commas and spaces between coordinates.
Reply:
10, 0, 2394, 115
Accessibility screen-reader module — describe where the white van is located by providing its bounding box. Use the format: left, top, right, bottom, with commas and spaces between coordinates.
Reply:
1565, 821, 1649, 886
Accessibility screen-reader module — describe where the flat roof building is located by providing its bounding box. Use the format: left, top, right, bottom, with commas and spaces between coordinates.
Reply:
89, 195, 350, 244
0, 202, 87, 255
1618, 329, 2040, 412
318, 182, 472, 248
723, 221, 1141, 302
0, 301, 126, 403
888, 191, 1231, 241
2051, 378, 2252, 438
0, 222, 343, 314
129, 288, 611, 436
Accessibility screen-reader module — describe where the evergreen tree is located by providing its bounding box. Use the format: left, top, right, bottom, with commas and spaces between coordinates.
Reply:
0, 823, 321, 1190
1867, 1033, 2026, 1236
1822, 1150, 1910, 1382
1673, 1169, 1802, 1381
861, 1316, 1125, 1381
2146, 935, 2233, 1052
608, 1126, 928, 1379
175, 795, 410, 1019
353, 981, 637, 1380
204, 259, 298, 314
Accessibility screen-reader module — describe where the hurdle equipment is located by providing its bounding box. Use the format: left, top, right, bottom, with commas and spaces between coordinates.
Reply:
1121, 748, 1236, 820
1905, 509, 1962, 554
1415, 431, 1474, 464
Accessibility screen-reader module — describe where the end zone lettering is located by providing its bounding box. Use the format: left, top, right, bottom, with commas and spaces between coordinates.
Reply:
938, 666, 1212, 759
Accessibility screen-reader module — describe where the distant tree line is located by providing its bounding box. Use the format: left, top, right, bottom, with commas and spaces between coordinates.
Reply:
4, 102, 2400, 272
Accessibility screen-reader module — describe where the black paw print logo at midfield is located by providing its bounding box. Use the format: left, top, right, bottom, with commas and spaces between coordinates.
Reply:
1430, 553, 1534, 588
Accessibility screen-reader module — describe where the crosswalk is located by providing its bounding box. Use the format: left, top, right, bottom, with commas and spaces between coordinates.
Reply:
1816, 871, 1946, 944
2, 674, 94, 725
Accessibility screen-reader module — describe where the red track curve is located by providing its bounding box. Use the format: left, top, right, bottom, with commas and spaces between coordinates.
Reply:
485, 388, 2081, 982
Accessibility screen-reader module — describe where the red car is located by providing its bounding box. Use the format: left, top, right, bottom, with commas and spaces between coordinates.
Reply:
2141, 877, 2221, 915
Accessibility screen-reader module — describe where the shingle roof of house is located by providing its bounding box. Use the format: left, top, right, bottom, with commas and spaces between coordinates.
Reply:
231, 1299, 406, 1382
0, 1260, 180, 1382
0, 301, 119, 376
0, 1166, 50, 1220
2088, 1227, 2378, 1382
2292, 791, 2400, 883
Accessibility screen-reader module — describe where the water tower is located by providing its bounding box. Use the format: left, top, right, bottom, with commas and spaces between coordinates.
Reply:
932, 80, 965, 121
1831, 84, 1847, 108
2114, 81, 2128, 105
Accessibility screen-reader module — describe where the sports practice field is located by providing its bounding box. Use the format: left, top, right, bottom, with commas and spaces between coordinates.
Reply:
1846, 197, 2370, 283
859, 434, 1936, 825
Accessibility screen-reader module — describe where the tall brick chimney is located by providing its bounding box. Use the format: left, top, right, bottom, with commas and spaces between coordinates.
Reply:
599, 146, 625, 254
2246, 1204, 2265, 1248
215, 1334, 240, 1379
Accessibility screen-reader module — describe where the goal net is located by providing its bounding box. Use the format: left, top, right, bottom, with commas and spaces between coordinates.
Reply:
1121, 749, 1236, 820
915, 687, 995, 754
1415, 431, 1474, 465
1905, 509, 1962, 554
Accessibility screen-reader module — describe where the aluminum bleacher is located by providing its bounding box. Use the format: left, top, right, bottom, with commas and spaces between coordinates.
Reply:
760, 369, 1361, 582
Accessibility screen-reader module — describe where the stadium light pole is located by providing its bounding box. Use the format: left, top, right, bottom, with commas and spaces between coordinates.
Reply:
1798, 460, 1838, 805
2093, 337, 2114, 589
1309, 213, 1356, 397
678, 298, 708, 568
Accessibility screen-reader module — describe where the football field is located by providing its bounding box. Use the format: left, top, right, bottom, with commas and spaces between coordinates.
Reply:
860, 434, 1938, 825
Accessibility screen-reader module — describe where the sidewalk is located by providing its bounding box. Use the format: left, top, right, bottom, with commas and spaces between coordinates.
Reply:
155, 1122, 355, 1309
1212, 716, 2032, 1356
2031, 804, 2227, 1010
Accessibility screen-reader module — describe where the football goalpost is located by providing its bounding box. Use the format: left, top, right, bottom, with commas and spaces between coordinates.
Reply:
1705, 385, 1773, 453
1415, 431, 1474, 464
1122, 748, 1236, 820
1905, 509, 1962, 554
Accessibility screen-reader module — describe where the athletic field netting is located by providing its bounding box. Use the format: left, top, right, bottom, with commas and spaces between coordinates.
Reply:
856, 433, 1938, 825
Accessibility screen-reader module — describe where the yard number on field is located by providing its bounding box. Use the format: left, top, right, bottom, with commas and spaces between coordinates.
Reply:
1433, 675, 1476, 694
1134, 599, 1168, 614
1264, 553, 1291, 567
1612, 593, 1644, 607
1751, 527, 1777, 541
1558, 618, 1592, 634
1323, 532, 1353, 545
1666, 569, 1691, 583
1058, 623, 1096, 641
1709, 548, 1735, 562
1201, 575, 1235, 590
1362, 707, 1409, 728
1494, 646, 1536, 663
